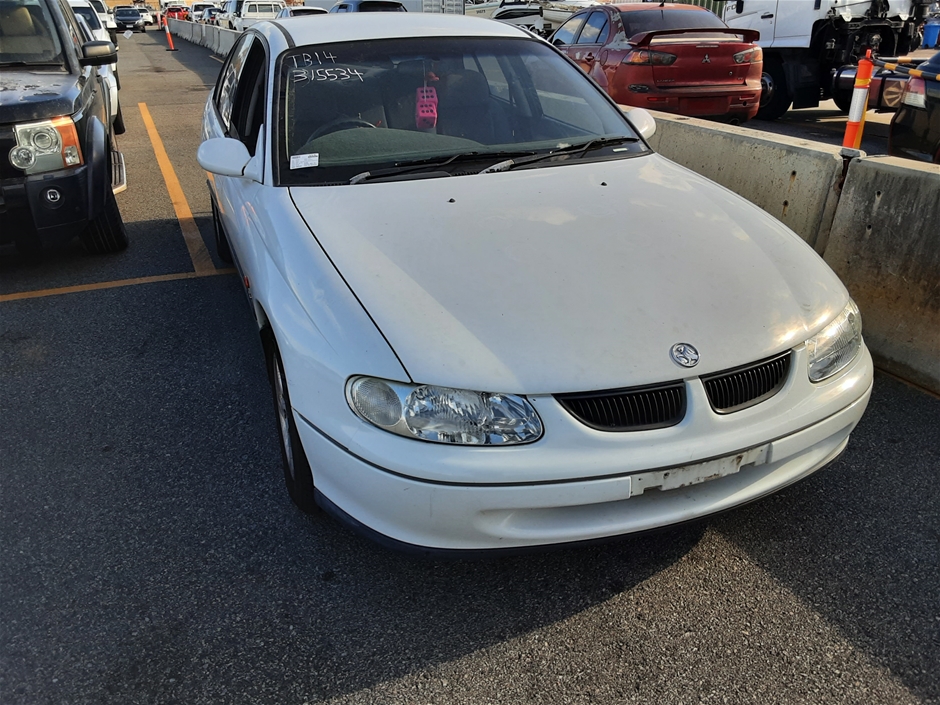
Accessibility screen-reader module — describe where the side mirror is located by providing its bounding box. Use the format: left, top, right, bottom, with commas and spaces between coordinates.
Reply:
621, 106, 656, 141
198, 137, 253, 178
79, 40, 117, 66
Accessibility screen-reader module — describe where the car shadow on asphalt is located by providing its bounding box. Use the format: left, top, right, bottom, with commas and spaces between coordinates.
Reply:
716, 373, 940, 702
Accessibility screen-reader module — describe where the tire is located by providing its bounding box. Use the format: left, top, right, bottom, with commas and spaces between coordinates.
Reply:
80, 185, 128, 254
113, 102, 126, 135
756, 59, 791, 121
832, 89, 852, 114
211, 199, 233, 263
266, 333, 318, 514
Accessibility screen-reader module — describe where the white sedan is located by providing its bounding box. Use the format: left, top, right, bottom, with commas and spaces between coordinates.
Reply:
198, 14, 873, 554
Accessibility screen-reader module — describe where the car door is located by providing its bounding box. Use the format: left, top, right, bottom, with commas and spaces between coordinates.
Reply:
550, 12, 587, 62
206, 33, 268, 272
724, 0, 776, 46
570, 9, 610, 81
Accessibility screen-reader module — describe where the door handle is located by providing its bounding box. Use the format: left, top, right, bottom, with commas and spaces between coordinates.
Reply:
761, 12, 774, 19
584, 53, 595, 62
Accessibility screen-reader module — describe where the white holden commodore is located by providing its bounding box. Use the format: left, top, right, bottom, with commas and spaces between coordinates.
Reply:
198, 14, 872, 554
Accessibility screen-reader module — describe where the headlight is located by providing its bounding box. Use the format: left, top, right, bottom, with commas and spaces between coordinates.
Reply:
9, 117, 83, 175
346, 376, 543, 446
806, 300, 862, 382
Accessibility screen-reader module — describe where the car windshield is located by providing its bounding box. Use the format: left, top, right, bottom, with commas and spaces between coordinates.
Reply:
278, 36, 644, 186
0, 0, 66, 67
619, 8, 725, 37
115, 8, 140, 16
88, 0, 105, 11
71, 4, 101, 29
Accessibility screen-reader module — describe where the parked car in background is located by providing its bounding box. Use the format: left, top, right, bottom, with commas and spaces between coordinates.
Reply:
329, 0, 405, 11
198, 5, 221, 22
550, 3, 762, 123
216, 0, 241, 28
198, 15, 872, 553
275, 5, 326, 17
135, 5, 154, 24
87, 0, 117, 41
190, 1, 216, 19
162, 4, 190, 21
889, 51, 940, 163
232, 0, 283, 30
68, 0, 124, 133
114, 6, 146, 30
0, 0, 127, 256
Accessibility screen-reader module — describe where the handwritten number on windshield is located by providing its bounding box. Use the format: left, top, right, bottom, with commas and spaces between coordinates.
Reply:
291, 67, 365, 83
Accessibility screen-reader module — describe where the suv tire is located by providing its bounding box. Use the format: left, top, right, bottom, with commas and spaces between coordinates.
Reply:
80, 187, 128, 254
113, 103, 126, 135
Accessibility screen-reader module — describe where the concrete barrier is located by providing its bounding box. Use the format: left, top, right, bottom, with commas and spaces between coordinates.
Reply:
651, 112, 843, 252
823, 156, 940, 394
168, 19, 239, 57
646, 112, 844, 252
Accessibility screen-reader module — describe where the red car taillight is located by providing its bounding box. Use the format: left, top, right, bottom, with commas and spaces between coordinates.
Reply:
623, 49, 677, 66
901, 77, 927, 109
732, 46, 762, 64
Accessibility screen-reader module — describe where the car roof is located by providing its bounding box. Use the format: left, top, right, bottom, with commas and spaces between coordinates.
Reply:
67, 0, 95, 6
265, 12, 528, 48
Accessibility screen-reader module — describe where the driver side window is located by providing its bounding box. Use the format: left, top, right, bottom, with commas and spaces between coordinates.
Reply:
228, 38, 267, 156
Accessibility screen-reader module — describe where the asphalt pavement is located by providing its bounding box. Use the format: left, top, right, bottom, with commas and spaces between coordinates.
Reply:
1, 29, 938, 705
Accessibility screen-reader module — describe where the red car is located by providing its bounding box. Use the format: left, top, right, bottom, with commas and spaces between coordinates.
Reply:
163, 4, 190, 23
550, 3, 762, 123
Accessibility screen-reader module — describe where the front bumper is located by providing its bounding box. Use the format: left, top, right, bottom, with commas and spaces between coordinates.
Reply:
298, 348, 873, 552
0, 165, 90, 247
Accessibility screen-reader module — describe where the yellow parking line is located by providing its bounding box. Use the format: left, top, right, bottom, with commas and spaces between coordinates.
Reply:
0, 269, 235, 303
139, 101, 216, 275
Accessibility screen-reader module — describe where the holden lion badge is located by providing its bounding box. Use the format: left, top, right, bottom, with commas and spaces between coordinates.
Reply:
670, 343, 700, 368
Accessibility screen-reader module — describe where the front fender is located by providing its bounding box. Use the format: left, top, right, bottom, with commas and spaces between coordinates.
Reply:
84, 115, 109, 218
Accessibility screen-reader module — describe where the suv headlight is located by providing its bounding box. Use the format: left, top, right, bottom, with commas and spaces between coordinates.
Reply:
806, 300, 862, 382
9, 117, 83, 175
347, 376, 543, 445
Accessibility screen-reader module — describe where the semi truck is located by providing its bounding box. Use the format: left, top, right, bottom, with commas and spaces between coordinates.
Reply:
722, 0, 933, 119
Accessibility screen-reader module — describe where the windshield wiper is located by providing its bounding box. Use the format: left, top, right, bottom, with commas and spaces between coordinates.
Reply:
478, 136, 642, 174
348, 149, 538, 184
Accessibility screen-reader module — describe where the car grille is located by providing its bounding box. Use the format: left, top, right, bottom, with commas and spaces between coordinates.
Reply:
701, 351, 791, 414
556, 351, 793, 431
555, 381, 686, 432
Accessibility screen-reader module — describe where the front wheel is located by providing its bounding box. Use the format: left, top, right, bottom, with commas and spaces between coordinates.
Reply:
756, 59, 791, 121
113, 102, 125, 135
266, 334, 318, 514
210, 199, 232, 263
80, 184, 128, 254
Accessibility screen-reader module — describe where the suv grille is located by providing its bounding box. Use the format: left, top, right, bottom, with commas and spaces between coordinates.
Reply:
555, 381, 685, 432
702, 351, 791, 413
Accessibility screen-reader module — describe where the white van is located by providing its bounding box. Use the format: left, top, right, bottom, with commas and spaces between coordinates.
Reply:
232, 0, 284, 30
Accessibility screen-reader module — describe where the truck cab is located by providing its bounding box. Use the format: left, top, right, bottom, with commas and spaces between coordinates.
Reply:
724, 0, 931, 118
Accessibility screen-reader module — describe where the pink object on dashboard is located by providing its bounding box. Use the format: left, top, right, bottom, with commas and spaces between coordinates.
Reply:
415, 86, 438, 129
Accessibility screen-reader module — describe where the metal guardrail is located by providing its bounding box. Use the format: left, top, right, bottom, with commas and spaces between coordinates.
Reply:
167, 19, 240, 57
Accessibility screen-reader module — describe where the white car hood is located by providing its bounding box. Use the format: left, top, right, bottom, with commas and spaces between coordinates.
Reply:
290, 155, 847, 394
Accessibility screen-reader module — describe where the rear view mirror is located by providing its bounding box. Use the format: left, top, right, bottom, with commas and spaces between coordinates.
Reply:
198, 137, 253, 178
622, 107, 656, 141
79, 40, 117, 66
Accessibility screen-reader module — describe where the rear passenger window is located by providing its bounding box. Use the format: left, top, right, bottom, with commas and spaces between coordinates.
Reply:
577, 11, 608, 44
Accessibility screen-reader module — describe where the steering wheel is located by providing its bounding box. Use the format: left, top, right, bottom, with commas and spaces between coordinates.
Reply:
306, 118, 376, 142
